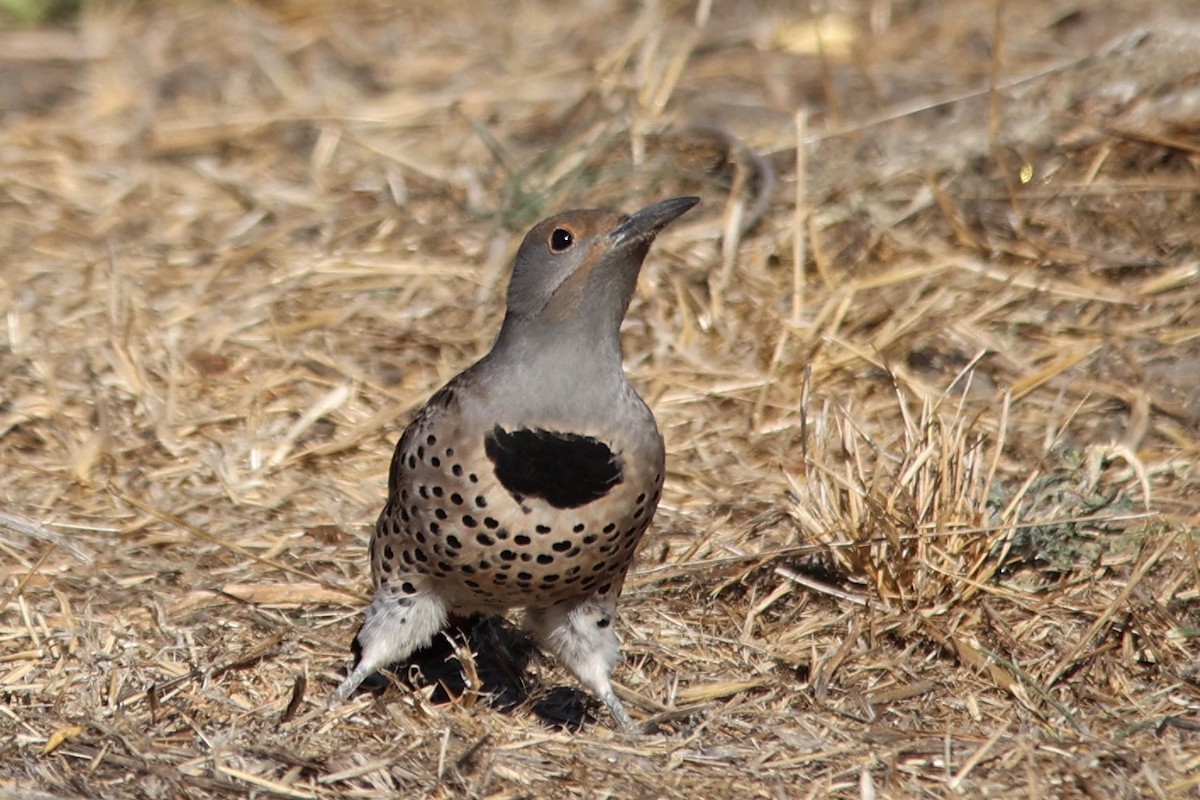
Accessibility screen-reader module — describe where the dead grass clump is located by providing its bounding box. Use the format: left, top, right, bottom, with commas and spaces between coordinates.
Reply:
791, 382, 1000, 612
792, 380, 1157, 613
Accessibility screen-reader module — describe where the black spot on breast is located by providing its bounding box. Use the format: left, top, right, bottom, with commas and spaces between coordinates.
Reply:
483, 426, 623, 509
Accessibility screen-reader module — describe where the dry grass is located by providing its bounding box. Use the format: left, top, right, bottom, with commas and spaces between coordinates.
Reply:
2, 0, 1199, 797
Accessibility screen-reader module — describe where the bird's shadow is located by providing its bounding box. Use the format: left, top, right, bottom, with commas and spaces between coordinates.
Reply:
348, 614, 599, 731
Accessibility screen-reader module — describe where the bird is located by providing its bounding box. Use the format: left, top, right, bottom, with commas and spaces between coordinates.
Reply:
333, 196, 699, 732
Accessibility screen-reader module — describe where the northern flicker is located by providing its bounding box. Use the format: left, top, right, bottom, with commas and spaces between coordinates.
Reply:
334, 196, 699, 731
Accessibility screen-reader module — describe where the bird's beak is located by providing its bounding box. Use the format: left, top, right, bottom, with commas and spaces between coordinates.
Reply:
610, 196, 699, 248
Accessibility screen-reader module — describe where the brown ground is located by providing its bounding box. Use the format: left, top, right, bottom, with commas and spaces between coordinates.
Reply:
2, 1, 1198, 797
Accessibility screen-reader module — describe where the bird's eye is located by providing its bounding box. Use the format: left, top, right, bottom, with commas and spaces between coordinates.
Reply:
549, 228, 574, 252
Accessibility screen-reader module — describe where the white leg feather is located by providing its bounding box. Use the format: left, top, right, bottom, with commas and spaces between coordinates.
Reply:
524, 601, 638, 733
333, 590, 448, 701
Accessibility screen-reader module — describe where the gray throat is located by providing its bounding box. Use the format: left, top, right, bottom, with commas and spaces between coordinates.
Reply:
470, 321, 636, 430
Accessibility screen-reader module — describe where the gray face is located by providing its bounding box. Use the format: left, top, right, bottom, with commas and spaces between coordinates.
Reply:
502, 197, 701, 331
503, 208, 628, 322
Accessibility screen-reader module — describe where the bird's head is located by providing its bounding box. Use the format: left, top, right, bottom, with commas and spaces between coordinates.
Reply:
502, 196, 699, 334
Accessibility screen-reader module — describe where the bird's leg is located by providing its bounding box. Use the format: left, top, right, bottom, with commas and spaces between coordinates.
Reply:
333, 590, 448, 701
523, 601, 640, 734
